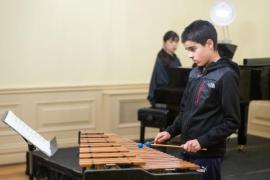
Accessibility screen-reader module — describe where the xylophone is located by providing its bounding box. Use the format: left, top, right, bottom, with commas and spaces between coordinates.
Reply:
79, 130, 203, 180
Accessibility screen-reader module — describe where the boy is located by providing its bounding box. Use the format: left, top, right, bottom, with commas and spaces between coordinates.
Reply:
154, 20, 240, 180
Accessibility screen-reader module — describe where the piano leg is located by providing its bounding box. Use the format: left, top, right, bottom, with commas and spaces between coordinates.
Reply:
140, 122, 145, 143
238, 103, 249, 151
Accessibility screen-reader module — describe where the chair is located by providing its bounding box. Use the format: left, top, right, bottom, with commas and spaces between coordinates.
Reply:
138, 107, 174, 143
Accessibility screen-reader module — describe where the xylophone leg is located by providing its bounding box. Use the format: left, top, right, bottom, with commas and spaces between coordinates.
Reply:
27, 144, 36, 180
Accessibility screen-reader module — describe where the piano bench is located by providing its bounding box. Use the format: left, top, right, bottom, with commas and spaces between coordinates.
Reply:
138, 107, 170, 143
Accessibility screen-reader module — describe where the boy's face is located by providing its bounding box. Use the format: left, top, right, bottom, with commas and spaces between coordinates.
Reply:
183, 39, 214, 67
163, 39, 179, 54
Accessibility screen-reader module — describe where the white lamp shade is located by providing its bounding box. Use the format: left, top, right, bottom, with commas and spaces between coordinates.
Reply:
210, 0, 236, 26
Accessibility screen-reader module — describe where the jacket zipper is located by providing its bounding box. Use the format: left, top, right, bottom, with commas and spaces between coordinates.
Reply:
195, 80, 206, 105
182, 78, 202, 140
183, 78, 205, 140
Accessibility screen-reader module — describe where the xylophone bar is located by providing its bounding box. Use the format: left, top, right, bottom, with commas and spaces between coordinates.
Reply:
79, 131, 106, 143
80, 143, 121, 147
80, 152, 136, 159
79, 131, 104, 135
80, 134, 109, 138
80, 146, 129, 153
80, 157, 145, 167
80, 138, 116, 143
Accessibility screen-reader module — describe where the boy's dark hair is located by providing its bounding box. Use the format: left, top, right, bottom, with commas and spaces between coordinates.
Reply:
181, 20, 218, 50
163, 31, 179, 42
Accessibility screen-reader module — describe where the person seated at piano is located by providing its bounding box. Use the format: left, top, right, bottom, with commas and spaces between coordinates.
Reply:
154, 20, 240, 180
147, 31, 182, 107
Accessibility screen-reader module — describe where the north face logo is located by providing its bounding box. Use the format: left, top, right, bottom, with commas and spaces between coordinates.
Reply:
207, 82, 215, 88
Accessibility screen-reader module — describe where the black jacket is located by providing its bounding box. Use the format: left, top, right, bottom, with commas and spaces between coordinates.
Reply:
166, 57, 240, 158
148, 49, 181, 104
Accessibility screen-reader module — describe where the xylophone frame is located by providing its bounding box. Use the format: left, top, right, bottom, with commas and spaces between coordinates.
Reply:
83, 168, 202, 180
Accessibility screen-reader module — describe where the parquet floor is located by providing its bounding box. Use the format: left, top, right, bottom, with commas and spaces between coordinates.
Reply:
0, 163, 28, 180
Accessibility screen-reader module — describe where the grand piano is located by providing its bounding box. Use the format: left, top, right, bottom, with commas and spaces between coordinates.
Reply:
138, 49, 270, 149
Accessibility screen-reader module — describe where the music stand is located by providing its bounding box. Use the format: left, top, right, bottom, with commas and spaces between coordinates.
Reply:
1, 111, 58, 180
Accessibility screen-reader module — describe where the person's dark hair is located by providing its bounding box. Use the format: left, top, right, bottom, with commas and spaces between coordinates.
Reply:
181, 20, 218, 50
163, 31, 179, 42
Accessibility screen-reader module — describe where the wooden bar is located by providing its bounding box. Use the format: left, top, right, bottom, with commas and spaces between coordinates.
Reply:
80, 134, 109, 138
80, 139, 116, 143
80, 157, 145, 167
79, 143, 121, 147
80, 152, 136, 159
80, 147, 129, 153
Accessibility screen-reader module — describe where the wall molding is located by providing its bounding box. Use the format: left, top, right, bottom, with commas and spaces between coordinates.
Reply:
0, 83, 148, 94
248, 100, 270, 138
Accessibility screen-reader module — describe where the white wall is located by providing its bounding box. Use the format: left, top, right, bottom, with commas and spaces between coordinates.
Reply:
0, 0, 269, 88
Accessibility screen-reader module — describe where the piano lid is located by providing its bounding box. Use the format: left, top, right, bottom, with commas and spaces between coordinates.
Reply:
243, 58, 270, 67
167, 67, 191, 88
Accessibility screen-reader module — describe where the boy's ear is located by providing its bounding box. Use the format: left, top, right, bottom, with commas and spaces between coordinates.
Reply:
206, 39, 214, 49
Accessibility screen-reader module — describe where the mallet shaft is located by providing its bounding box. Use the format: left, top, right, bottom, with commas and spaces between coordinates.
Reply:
151, 143, 207, 151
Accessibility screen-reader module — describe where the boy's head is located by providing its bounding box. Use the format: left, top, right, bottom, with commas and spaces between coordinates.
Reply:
163, 31, 179, 55
163, 30, 179, 42
181, 20, 220, 66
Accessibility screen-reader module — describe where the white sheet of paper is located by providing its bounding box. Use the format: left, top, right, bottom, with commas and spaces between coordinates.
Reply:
2, 111, 54, 157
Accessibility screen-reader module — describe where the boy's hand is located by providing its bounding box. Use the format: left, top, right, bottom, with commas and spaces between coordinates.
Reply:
154, 131, 171, 144
182, 139, 201, 152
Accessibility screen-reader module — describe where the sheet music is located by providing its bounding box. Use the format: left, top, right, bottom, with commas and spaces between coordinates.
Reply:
1, 111, 57, 157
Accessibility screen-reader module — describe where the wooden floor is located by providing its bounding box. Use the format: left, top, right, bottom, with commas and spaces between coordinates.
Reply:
0, 163, 28, 180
